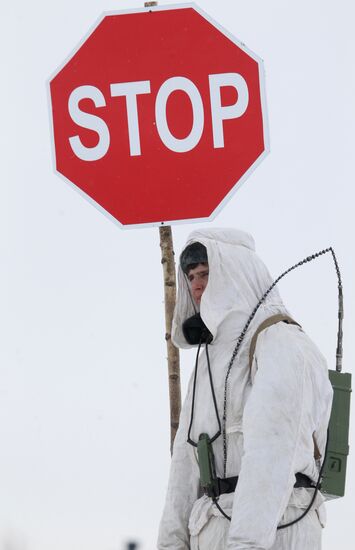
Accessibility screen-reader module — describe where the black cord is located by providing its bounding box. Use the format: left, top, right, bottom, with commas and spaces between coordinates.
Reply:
277, 428, 329, 529
212, 497, 231, 521
222, 247, 342, 477
211, 428, 330, 526
186, 248, 341, 528
216, 248, 341, 528
205, 343, 222, 444
187, 342, 222, 447
187, 340, 203, 447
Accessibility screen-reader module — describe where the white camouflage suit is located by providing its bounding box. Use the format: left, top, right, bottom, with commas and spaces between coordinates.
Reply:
158, 228, 333, 550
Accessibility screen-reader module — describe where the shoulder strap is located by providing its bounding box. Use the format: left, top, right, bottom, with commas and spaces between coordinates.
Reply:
248, 314, 301, 371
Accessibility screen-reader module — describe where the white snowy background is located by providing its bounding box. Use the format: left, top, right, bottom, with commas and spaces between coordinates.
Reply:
1, 0, 354, 549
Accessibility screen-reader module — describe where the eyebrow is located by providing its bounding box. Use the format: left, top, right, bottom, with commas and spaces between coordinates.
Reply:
188, 268, 209, 280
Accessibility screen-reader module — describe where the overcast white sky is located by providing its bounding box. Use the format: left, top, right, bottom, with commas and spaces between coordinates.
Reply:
1, 1, 355, 549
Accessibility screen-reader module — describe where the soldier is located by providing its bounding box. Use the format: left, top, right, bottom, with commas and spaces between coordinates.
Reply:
158, 227, 332, 550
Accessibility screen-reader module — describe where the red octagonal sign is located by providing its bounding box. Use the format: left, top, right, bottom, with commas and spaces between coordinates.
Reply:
49, 3, 269, 228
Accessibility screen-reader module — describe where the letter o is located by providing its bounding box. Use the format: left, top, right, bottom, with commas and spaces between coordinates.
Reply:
155, 77, 204, 153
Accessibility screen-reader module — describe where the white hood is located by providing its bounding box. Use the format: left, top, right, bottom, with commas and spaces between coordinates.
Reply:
173, 227, 289, 348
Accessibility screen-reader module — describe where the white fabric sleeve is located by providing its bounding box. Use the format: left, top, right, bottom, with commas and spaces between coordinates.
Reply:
157, 395, 200, 550
227, 325, 309, 550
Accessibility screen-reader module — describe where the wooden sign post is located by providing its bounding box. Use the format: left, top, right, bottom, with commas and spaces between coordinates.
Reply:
159, 225, 181, 454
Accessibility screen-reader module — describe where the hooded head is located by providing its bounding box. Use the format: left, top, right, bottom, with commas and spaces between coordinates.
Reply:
180, 242, 209, 307
180, 242, 208, 275
172, 228, 289, 348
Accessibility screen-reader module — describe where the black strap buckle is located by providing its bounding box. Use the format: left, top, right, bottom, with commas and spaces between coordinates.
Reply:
202, 476, 239, 498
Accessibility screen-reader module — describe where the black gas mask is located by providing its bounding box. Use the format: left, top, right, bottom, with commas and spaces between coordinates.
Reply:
182, 313, 213, 345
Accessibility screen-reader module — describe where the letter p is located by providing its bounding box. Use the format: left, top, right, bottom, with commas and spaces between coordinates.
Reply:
209, 73, 249, 149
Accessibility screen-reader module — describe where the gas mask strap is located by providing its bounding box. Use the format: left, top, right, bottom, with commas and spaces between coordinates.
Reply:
206, 342, 222, 443
187, 340, 203, 447
187, 341, 222, 447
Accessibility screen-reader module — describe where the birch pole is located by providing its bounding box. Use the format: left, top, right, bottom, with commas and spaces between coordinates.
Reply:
159, 225, 181, 454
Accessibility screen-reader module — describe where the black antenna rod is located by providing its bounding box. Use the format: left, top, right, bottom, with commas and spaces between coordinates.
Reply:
330, 248, 344, 372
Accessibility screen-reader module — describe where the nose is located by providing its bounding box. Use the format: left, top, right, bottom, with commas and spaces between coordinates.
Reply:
191, 278, 203, 291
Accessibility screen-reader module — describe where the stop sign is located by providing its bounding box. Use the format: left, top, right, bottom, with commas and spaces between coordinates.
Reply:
49, 4, 269, 227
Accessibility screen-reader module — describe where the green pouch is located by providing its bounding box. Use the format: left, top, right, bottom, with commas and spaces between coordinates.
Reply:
321, 370, 352, 499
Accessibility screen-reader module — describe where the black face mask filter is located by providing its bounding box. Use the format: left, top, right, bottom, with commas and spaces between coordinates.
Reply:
182, 313, 213, 345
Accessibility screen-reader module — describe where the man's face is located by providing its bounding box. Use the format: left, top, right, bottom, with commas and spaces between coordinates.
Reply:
187, 263, 209, 305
